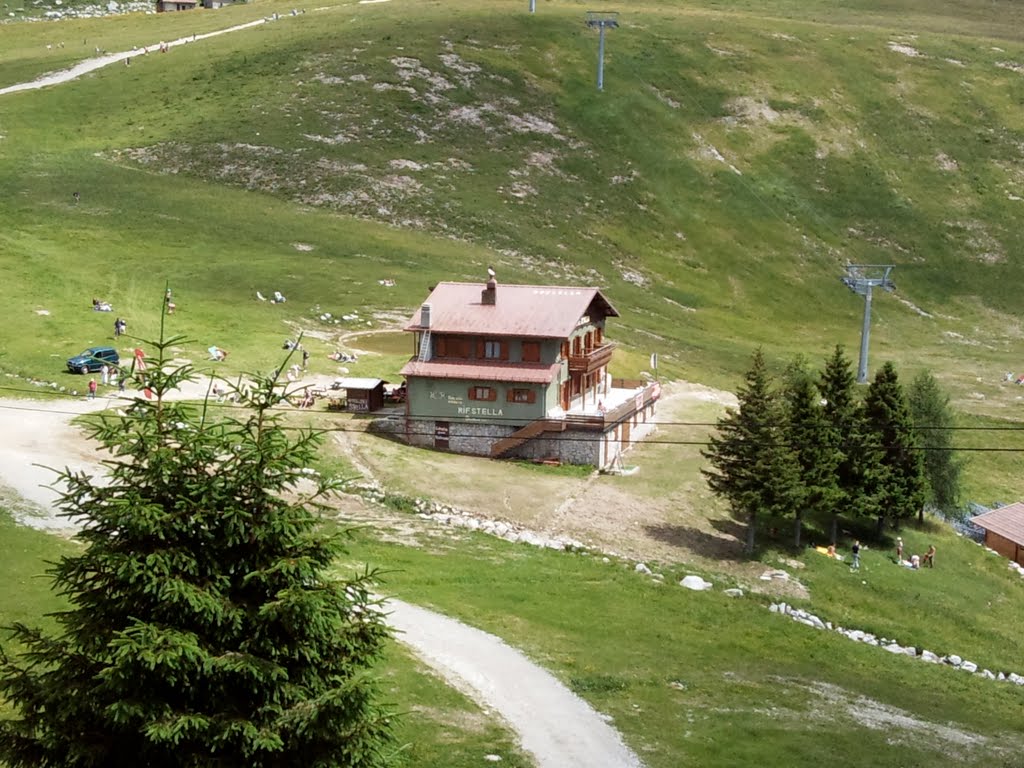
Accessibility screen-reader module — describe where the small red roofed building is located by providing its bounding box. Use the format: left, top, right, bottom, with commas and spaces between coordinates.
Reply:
971, 502, 1024, 565
396, 274, 660, 468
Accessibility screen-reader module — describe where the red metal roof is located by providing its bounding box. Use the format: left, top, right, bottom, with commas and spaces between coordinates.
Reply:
400, 360, 560, 384
971, 502, 1024, 545
404, 282, 619, 338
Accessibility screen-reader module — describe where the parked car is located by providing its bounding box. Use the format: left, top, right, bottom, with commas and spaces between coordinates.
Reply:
66, 346, 119, 374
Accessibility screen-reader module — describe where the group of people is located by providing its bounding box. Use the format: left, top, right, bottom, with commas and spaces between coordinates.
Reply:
92, 298, 113, 312
113, 317, 127, 337
820, 537, 936, 571
896, 537, 936, 570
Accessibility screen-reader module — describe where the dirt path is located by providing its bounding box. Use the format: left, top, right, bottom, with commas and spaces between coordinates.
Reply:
0, 388, 643, 768
0, 20, 269, 98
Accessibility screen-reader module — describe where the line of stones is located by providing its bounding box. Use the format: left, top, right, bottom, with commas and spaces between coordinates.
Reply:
770, 601, 1024, 686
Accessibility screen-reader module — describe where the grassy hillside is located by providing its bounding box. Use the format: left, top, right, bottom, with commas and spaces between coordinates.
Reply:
2, 0, 1024, 392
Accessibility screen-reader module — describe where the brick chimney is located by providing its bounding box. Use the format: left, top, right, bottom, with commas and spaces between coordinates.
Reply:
481, 276, 497, 305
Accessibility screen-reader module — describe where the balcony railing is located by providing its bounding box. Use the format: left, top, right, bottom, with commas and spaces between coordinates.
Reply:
567, 342, 616, 374
563, 381, 661, 429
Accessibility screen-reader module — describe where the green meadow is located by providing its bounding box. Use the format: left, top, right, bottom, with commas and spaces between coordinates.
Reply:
2, 0, 1024, 764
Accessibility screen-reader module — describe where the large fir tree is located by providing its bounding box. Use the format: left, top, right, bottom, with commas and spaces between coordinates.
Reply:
817, 346, 880, 543
863, 361, 927, 534
907, 370, 962, 522
781, 358, 841, 549
702, 349, 802, 554
0, 335, 394, 768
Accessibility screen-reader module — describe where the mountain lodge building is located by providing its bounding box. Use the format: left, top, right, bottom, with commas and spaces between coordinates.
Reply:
396, 276, 660, 467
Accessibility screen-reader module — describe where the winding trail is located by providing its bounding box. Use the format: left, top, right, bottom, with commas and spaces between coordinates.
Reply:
0, 388, 642, 768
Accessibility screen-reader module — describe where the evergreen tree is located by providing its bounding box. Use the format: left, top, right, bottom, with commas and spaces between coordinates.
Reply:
781, 358, 841, 549
817, 346, 880, 543
863, 361, 927, 535
702, 349, 802, 554
0, 334, 395, 768
907, 370, 962, 522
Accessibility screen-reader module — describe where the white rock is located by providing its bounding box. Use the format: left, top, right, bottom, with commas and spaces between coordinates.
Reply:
903, 646, 918, 657
679, 575, 713, 591
997, 672, 1006, 681
948, 655, 963, 667
484, 756, 503, 763
961, 661, 978, 673
920, 650, 939, 663
884, 643, 904, 655
635, 563, 652, 575
769, 603, 781, 614
724, 588, 743, 597
807, 615, 826, 630
981, 669, 996, 680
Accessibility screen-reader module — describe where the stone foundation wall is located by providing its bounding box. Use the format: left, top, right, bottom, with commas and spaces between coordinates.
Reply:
390, 400, 657, 468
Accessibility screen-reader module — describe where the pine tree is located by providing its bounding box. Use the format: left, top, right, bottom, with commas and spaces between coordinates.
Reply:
817, 346, 879, 543
781, 358, 841, 549
863, 361, 927, 535
702, 349, 802, 554
0, 334, 395, 768
907, 370, 962, 522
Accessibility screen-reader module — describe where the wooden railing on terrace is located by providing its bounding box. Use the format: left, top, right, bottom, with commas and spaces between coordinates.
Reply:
563, 381, 661, 430
567, 342, 616, 374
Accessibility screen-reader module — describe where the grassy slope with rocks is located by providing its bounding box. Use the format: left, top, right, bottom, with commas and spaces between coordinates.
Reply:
2, 0, 1024, 764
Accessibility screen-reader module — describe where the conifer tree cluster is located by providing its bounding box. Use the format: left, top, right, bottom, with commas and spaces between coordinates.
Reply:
702, 346, 947, 553
0, 334, 395, 768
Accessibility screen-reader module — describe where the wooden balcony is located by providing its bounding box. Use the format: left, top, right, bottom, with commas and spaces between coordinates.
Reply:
567, 342, 616, 374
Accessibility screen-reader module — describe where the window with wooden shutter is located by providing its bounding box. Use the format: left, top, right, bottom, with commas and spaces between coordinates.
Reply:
509, 388, 536, 404
561, 341, 570, 360
470, 386, 496, 401
436, 337, 447, 357
595, 327, 603, 344
500, 341, 509, 360
522, 342, 540, 363
476, 340, 486, 359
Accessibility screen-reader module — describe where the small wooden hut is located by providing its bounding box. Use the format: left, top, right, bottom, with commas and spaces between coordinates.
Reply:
971, 502, 1024, 565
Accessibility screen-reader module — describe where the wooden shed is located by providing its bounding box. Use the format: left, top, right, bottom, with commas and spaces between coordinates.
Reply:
971, 502, 1024, 565
156, 0, 197, 11
334, 377, 386, 413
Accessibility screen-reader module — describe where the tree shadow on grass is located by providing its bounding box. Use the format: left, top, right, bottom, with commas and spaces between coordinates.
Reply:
643, 519, 747, 562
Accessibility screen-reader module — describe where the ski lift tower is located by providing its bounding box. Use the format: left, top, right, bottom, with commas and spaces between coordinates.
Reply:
585, 11, 619, 91
841, 264, 895, 384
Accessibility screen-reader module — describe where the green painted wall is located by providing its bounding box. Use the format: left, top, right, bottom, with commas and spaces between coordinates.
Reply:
408, 377, 549, 423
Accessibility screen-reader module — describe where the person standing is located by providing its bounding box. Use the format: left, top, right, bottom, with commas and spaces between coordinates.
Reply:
924, 544, 936, 568
100, 364, 109, 385
87, 378, 97, 400
302, 348, 310, 370
851, 540, 861, 570
895, 536, 904, 563
114, 318, 122, 337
